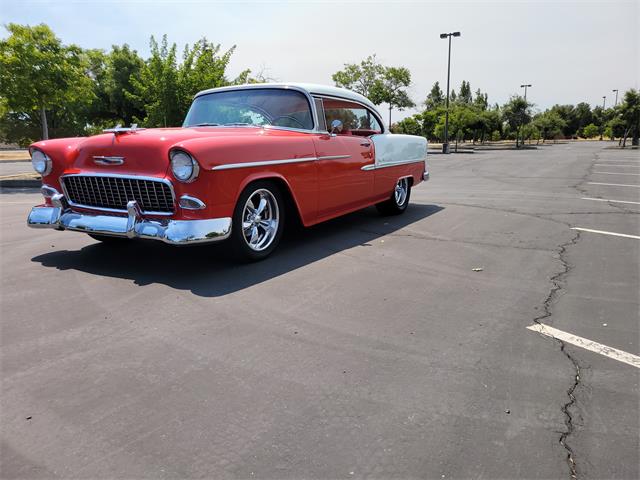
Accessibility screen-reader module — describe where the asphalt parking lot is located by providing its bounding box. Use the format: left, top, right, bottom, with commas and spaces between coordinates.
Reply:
1, 142, 638, 479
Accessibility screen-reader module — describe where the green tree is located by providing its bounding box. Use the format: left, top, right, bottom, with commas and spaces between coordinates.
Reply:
458, 80, 472, 104
0, 23, 94, 141
533, 110, 566, 142
502, 95, 532, 146
619, 89, 640, 146
581, 123, 599, 139
606, 113, 626, 141
573, 102, 592, 137
424, 81, 444, 110
549, 105, 578, 137
394, 115, 422, 136
128, 35, 181, 127
177, 38, 236, 117
434, 104, 478, 149
103, 44, 145, 125
332, 55, 384, 98
474, 88, 488, 110
421, 106, 447, 140
370, 66, 415, 126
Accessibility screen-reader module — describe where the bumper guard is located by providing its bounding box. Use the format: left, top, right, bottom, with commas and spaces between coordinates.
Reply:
27, 194, 231, 245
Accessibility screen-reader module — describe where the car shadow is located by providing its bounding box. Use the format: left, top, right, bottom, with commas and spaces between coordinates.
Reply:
31, 204, 443, 297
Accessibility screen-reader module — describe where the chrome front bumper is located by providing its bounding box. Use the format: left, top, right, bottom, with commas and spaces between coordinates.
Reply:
27, 195, 231, 245
423, 171, 430, 181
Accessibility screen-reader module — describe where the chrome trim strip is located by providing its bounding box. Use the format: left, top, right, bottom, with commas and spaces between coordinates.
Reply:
317, 154, 351, 161
360, 158, 427, 171
27, 199, 231, 245
93, 156, 125, 166
211, 157, 318, 171
179, 195, 206, 210
60, 173, 176, 216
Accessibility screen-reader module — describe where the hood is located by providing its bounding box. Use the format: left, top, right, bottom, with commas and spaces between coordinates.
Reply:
33, 126, 309, 177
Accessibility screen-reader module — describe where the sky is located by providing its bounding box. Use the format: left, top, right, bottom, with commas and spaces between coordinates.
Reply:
1, 0, 638, 123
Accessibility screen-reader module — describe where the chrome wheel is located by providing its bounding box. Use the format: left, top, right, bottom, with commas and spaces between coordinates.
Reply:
394, 178, 409, 206
241, 188, 280, 251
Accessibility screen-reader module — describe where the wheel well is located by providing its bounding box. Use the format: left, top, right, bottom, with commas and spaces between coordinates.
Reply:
241, 177, 303, 227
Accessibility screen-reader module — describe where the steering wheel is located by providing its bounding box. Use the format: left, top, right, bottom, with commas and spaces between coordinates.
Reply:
271, 115, 306, 129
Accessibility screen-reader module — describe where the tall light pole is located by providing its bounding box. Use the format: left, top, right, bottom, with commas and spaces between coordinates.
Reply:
518, 84, 532, 147
600, 96, 606, 140
612, 89, 619, 107
440, 31, 461, 154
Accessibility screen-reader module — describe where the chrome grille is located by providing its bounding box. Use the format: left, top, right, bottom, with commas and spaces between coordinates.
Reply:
62, 175, 174, 214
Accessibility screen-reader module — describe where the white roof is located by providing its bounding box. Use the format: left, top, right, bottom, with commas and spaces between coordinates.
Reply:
194, 82, 383, 121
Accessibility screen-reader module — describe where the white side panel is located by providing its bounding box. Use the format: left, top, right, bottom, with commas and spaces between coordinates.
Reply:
371, 134, 428, 168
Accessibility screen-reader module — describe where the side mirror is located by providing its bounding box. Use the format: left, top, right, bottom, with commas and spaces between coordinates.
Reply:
330, 119, 343, 135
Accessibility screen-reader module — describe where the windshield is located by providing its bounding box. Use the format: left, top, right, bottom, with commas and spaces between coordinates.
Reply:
183, 88, 314, 130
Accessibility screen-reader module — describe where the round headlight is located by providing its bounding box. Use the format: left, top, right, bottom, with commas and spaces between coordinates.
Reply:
31, 149, 52, 175
170, 150, 199, 183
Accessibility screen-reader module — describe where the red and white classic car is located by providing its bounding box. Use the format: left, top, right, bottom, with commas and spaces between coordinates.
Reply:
27, 83, 429, 260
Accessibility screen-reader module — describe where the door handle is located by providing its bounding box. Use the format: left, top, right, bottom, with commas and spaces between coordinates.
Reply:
360, 142, 371, 147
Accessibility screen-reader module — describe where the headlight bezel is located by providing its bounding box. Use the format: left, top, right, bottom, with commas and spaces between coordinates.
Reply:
170, 149, 200, 183
30, 148, 52, 176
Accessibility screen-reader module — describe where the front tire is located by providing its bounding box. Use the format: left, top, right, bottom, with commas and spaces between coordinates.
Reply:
376, 177, 411, 215
230, 180, 285, 261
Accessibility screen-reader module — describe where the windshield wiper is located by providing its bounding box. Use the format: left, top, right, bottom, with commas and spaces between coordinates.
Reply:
222, 122, 251, 126
191, 122, 220, 127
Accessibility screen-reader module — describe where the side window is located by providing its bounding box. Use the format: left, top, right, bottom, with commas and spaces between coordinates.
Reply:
321, 98, 383, 136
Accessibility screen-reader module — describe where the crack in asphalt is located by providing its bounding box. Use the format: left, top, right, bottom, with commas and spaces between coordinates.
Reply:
438, 150, 597, 479
531, 149, 600, 479
532, 228, 582, 479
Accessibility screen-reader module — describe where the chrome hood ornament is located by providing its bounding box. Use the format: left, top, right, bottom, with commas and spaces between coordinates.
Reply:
103, 123, 145, 135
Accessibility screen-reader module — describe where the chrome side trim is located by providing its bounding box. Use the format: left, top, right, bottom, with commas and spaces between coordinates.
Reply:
27, 198, 231, 245
211, 154, 353, 171
211, 156, 318, 171
60, 173, 176, 216
317, 155, 351, 161
360, 158, 427, 171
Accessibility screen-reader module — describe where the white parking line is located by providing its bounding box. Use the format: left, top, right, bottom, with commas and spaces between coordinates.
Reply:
587, 182, 640, 188
594, 164, 640, 167
527, 324, 640, 368
582, 197, 640, 205
571, 227, 640, 239
593, 171, 640, 176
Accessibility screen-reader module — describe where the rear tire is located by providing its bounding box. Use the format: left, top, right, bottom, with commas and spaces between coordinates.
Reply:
230, 180, 285, 262
376, 177, 411, 215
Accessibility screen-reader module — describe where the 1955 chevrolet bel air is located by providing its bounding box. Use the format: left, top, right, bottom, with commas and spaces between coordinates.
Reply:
27, 83, 429, 260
